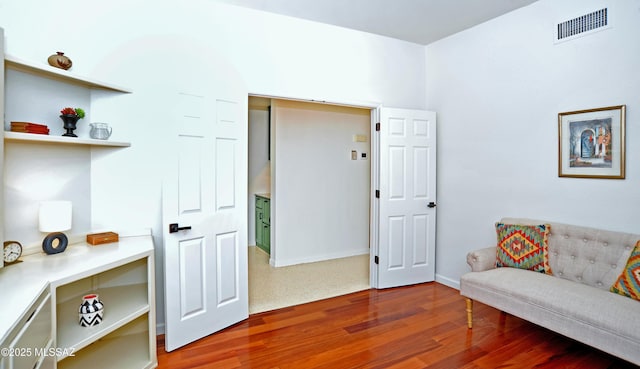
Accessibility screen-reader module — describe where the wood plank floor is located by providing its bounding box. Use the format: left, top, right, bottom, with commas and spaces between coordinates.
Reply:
156, 282, 637, 369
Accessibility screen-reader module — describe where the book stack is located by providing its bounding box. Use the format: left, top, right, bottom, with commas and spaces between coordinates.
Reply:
10, 121, 50, 135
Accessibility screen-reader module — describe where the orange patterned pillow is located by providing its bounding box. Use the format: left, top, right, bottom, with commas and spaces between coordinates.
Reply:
610, 240, 640, 301
495, 223, 552, 274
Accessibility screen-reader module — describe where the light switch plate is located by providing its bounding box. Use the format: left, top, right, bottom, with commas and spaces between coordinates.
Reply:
351, 150, 357, 160
353, 134, 367, 142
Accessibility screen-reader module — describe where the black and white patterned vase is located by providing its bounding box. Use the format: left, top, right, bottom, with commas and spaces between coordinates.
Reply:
78, 294, 104, 327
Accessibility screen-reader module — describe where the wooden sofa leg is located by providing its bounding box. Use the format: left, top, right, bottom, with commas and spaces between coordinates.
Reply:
466, 298, 473, 329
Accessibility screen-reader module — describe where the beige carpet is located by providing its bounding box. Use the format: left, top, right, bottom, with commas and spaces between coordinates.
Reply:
248, 246, 370, 314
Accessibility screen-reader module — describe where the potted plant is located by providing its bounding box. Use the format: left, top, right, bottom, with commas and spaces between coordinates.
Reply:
60, 107, 85, 137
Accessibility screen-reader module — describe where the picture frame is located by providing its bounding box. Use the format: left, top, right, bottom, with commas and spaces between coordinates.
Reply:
558, 105, 626, 179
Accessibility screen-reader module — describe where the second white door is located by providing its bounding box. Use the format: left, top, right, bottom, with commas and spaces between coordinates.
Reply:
376, 107, 437, 289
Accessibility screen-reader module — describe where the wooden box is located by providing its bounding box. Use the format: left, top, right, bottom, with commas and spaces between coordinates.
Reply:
86, 232, 119, 245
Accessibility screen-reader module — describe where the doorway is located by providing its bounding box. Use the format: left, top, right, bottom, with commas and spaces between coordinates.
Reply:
247, 96, 372, 313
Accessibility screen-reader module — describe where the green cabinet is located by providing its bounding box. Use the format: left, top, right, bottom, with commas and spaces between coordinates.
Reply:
255, 194, 270, 254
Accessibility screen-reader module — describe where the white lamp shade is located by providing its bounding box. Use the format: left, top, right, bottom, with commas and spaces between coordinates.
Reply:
39, 201, 72, 232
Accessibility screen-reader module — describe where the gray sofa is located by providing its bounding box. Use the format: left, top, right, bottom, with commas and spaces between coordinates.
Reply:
460, 217, 640, 365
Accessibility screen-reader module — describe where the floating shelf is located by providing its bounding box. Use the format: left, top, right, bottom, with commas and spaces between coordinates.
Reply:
4, 54, 132, 93
4, 131, 131, 147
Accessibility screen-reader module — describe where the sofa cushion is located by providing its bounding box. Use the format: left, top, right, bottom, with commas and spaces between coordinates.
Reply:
610, 240, 640, 301
495, 223, 551, 274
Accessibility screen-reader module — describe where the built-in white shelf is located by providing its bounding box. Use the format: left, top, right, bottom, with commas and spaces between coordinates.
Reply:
56, 284, 149, 359
4, 54, 132, 93
57, 331, 151, 369
4, 131, 131, 147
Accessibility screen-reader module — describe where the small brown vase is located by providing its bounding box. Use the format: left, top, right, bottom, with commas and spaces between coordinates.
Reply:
48, 52, 72, 70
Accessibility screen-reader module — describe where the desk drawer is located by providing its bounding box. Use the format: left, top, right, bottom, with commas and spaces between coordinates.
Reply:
10, 291, 52, 369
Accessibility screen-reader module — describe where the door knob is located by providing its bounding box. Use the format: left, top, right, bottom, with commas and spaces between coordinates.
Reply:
169, 223, 192, 233
428, 202, 437, 208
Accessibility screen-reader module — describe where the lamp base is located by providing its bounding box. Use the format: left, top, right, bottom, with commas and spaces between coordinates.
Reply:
42, 232, 68, 255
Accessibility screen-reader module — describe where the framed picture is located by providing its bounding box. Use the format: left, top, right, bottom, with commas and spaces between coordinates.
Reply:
558, 105, 626, 179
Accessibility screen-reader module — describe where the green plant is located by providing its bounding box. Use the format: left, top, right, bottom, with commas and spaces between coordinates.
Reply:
60, 107, 85, 119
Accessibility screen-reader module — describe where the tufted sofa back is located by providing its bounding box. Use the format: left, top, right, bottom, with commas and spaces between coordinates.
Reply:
501, 218, 639, 291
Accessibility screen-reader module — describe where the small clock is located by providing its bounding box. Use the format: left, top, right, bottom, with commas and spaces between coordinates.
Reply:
3, 241, 23, 264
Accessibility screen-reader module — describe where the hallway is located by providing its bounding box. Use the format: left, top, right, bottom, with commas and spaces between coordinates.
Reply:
248, 246, 370, 314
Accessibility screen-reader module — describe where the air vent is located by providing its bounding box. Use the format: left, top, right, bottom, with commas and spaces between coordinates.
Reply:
556, 8, 609, 42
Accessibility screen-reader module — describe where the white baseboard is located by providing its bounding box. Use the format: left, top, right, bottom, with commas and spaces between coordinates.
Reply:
273, 248, 369, 267
156, 322, 165, 335
436, 274, 460, 290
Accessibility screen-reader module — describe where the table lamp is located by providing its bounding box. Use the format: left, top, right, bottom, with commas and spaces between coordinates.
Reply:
39, 201, 72, 255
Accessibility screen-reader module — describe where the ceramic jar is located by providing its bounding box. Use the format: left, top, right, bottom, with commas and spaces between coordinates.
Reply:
79, 294, 104, 327
47, 52, 73, 70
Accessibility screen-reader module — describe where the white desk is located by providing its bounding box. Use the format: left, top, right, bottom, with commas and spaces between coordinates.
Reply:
0, 233, 157, 369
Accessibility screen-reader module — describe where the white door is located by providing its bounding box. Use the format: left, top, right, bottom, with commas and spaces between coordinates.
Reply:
376, 107, 436, 289
0, 27, 4, 270
163, 89, 248, 351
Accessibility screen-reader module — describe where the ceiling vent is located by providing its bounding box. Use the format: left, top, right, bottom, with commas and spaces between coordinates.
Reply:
556, 8, 609, 43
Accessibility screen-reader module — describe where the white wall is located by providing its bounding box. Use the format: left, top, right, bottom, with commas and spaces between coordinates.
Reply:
427, 0, 640, 288
4, 71, 93, 248
272, 100, 371, 266
0, 1, 426, 109
0, 0, 426, 329
248, 99, 271, 245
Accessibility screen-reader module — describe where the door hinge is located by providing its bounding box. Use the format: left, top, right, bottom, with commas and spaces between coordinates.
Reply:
374, 255, 379, 264
375, 122, 380, 131
375, 190, 380, 198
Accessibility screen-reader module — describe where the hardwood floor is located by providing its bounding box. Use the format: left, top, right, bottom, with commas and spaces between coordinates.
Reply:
156, 282, 637, 369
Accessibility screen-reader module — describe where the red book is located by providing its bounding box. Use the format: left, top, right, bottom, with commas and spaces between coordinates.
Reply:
11, 127, 50, 134
11, 121, 48, 129
11, 126, 49, 131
